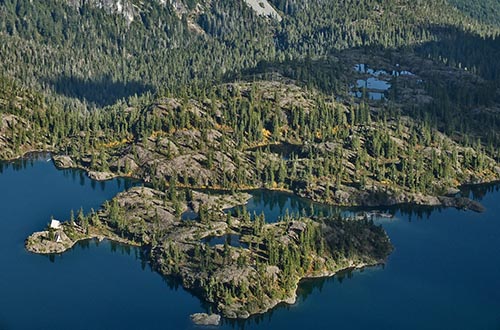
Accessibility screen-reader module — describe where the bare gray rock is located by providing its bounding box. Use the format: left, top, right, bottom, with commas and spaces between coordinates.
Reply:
243, 0, 282, 21
445, 187, 461, 196
53, 155, 75, 169
438, 196, 485, 212
190, 313, 221, 326
88, 171, 117, 181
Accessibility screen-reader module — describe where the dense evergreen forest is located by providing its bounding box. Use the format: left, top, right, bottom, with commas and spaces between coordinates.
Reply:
449, 0, 500, 26
0, 0, 498, 106
1, 0, 500, 205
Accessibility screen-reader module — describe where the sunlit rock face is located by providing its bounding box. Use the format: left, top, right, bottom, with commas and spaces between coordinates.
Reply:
243, 0, 282, 21
66, 0, 138, 23
65, 0, 206, 25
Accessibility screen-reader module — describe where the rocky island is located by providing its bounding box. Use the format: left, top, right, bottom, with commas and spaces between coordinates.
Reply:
13, 55, 500, 319
26, 186, 392, 319
9, 48, 499, 320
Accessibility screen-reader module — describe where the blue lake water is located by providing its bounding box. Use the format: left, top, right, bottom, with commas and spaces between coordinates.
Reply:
356, 77, 391, 91
232, 189, 342, 223
1, 155, 499, 329
351, 64, 416, 100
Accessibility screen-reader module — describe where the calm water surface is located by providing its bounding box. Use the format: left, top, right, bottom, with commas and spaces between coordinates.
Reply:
1, 155, 499, 330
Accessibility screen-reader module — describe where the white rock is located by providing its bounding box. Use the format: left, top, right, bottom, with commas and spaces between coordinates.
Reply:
190, 313, 221, 326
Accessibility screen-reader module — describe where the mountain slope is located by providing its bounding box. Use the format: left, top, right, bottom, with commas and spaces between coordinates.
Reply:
448, 0, 500, 26
1, 0, 498, 109
0, 0, 499, 194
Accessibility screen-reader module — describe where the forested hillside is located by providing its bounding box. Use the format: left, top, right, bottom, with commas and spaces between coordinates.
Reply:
449, 0, 500, 26
1, 0, 500, 205
0, 0, 498, 108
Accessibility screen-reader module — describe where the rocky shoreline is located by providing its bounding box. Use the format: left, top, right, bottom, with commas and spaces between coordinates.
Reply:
14, 143, 499, 320
25, 186, 392, 320
21, 151, 497, 320
50, 153, 494, 212
5, 77, 498, 212
26, 222, 140, 254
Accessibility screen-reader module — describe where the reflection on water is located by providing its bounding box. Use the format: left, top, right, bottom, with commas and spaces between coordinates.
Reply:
229, 188, 463, 224
230, 189, 342, 223
350, 90, 385, 100
297, 265, 385, 301
356, 77, 391, 91
351, 64, 391, 100
224, 265, 385, 329
354, 63, 415, 77
459, 181, 500, 201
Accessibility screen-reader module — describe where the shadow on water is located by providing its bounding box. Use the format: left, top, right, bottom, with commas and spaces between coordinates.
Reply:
228, 189, 344, 223
45, 75, 155, 107
459, 181, 500, 201
46, 237, 199, 297
223, 265, 384, 330
228, 180, 500, 226
181, 208, 199, 221
0, 152, 49, 173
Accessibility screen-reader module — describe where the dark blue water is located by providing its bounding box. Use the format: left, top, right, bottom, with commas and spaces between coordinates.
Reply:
0, 155, 203, 330
235, 189, 342, 223
1, 155, 499, 330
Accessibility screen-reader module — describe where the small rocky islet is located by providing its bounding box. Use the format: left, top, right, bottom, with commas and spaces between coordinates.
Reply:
26, 186, 392, 319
